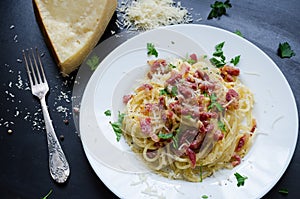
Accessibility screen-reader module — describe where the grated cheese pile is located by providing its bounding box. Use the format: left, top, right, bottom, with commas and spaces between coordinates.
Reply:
117, 0, 192, 30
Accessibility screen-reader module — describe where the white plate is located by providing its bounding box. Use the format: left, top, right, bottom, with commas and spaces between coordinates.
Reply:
79, 25, 298, 199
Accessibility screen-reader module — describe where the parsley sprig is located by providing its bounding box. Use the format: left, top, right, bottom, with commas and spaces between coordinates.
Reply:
207, 0, 232, 19
210, 41, 241, 67
109, 112, 125, 142
234, 172, 248, 187
147, 43, 158, 57
278, 42, 295, 58
86, 55, 100, 71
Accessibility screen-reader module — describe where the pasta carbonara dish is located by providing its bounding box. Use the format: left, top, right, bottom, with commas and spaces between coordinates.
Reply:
120, 53, 256, 182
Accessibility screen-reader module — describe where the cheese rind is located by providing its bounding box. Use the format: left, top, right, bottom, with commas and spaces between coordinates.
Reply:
34, 0, 117, 75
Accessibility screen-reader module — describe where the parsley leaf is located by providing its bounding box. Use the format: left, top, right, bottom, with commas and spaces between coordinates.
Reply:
278, 188, 288, 194
199, 165, 203, 182
210, 57, 226, 68
159, 88, 169, 95
86, 55, 100, 71
234, 30, 243, 37
207, 0, 232, 20
171, 86, 178, 96
202, 195, 209, 199
109, 112, 125, 142
210, 42, 226, 68
278, 42, 295, 58
234, 172, 248, 187
147, 43, 158, 57
158, 132, 173, 139
218, 120, 226, 132
230, 55, 241, 66
169, 63, 177, 68
104, 110, 111, 116
41, 189, 53, 199
208, 93, 224, 112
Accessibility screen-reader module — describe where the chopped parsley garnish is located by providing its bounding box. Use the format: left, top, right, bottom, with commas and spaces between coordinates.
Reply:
158, 132, 173, 139
104, 110, 111, 116
218, 120, 226, 132
86, 55, 100, 71
169, 63, 177, 68
159, 88, 169, 95
147, 43, 158, 57
278, 188, 288, 194
109, 112, 125, 142
41, 189, 53, 199
230, 55, 241, 66
186, 58, 197, 65
208, 93, 224, 112
201, 195, 209, 199
199, 165, 203, 182
234, 172, 248, 187
207, 0, 232, 20
171, 86, 178, 96
160, 86, 177, 97
234, 30, 243, 37
278, 42, 295, 58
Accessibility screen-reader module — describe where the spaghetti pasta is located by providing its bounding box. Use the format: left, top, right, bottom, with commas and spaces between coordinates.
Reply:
121, 54, 256, 182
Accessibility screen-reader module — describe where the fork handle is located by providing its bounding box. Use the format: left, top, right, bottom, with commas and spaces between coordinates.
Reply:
40, 97, 70, 183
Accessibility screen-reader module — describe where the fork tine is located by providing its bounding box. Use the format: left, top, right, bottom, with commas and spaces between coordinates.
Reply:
28, 49, 38, 85
35, 47, 47, 83
30, 48, 43, 84
22, 49, 34, 86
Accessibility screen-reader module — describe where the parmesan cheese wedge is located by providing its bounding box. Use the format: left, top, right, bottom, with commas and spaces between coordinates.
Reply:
33, 0, 117, 76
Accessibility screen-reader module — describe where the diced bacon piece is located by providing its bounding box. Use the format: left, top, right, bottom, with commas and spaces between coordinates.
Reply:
235, 135, 247, 152
178, 85, 192, 98
220, 65, 240, 82
199, 81, 215, 92
231, 154, 241, 167
194, 70, 204, 80
140, 117, 152, 135
148, 59, 167, 73
213, 130, 224, 141
189, 53, 197, 63
146, 150, 157, 159
225, 89, 239, 109
190, 132, 205, 150
226, 89, 239, 102
137, 83, 153, 91
123, 94, 133, 104
150, 133, 160, 142
199, 112, 218, 121
166, 71, 182, 85
186, 147, 196, 168
250, 119, 257, 133
180, 63, 190, 75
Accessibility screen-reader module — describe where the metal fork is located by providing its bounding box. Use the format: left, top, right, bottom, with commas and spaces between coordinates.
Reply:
22, 48, 70, 183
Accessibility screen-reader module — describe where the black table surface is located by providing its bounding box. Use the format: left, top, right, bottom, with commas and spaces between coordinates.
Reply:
0, 0, 299, 198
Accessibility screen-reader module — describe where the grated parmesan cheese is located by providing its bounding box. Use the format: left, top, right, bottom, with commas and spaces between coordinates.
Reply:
117, 0, 193, 30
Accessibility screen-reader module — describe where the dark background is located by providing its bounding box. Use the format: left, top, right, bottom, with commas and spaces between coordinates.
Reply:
0, 0, 299, 198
